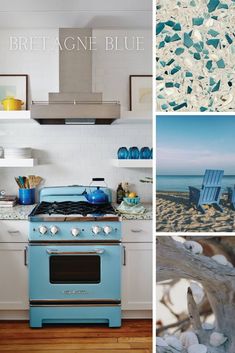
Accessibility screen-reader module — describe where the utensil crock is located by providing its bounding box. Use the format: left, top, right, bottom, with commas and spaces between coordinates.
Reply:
19, 188, 35, 205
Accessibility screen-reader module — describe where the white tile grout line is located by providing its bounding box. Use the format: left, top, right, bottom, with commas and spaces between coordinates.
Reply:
152, 0, 157, 350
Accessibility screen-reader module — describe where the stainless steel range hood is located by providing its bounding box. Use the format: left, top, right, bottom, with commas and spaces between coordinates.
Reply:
31, 29, 120, 125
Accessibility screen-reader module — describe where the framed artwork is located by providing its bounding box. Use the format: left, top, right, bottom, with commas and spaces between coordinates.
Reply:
0, 74, 28, 110
129, 75, 152, 111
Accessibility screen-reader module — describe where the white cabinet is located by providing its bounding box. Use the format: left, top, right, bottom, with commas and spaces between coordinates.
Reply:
0, 243, 28, 310
121, 220, 152, 312
122, 242, 152, 310
0, 221, 29, 310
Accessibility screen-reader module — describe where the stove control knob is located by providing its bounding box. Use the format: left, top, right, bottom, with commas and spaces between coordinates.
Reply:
50, 225, 59, 235
103, 225, 112, 235
92, 225, 101, 235
39, 225, 48, 235
71, 228, 80, 237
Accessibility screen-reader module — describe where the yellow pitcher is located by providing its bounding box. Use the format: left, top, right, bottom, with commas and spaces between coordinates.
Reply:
1, 96, 24, 111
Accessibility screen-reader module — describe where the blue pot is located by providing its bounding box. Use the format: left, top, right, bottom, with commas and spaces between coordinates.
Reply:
117, 147, 129, 159
140, 147, 151, 159
129, 147, 139, 159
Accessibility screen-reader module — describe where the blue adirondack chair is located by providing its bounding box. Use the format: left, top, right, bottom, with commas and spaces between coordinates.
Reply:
189, 169, 224, 213
227, 187, 235, 209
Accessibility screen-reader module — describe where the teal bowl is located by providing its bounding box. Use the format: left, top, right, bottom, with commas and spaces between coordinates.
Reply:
123, 197, 140, 205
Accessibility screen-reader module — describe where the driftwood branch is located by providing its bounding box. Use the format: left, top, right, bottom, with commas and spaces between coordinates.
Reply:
187, 287, 202, 331
156, 308, 212, 335
156, 237, 235, 353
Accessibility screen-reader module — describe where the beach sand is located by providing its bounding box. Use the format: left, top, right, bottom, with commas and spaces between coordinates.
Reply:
156, 191, 235, 232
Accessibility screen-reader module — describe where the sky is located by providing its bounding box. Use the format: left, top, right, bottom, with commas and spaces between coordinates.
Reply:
157, 115, 235, 175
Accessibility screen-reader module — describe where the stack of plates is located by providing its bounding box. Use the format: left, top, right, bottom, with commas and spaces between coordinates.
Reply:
4, 148, 32, 159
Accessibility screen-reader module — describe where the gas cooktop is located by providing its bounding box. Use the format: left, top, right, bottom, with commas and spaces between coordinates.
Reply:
29, 201, 118, 219
29, 186, 121, 239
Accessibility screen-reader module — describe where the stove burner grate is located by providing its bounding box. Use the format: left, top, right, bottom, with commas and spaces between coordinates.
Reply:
30, 201, 116, 217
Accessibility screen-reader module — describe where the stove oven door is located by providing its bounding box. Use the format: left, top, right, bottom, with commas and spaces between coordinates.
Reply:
29, 244, 121, 303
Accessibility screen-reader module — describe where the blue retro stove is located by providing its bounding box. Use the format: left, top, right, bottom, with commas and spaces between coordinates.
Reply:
28, 185, 122, 328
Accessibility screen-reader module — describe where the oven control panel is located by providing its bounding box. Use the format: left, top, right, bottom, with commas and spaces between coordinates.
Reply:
30, 222, 121, 241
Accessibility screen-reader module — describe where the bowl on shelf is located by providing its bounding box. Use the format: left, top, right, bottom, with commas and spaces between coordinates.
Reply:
140, 147, 151, 159
128, 147, 139, 159
123, 196, 140, 205
117, 147, 129, 159
4, 147, 32, 159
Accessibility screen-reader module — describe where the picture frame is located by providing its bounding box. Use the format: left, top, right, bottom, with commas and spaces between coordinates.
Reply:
0, 74, 28, 110
129, 75, 152, 111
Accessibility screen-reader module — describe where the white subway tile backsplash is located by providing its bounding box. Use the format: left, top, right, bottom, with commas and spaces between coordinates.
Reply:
0, 123, 152, 202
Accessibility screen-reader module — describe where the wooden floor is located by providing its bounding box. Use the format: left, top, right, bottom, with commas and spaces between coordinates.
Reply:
0, 319, 152, 353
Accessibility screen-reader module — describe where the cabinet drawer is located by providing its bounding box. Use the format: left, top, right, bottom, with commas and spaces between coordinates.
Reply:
0, 221, 28, 243
122, 220, 152, 242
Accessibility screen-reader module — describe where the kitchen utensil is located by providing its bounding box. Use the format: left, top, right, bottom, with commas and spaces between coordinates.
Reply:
84, 178, 109, 204
123, 196, 140, 205
15, 177, 23, 188
129, 147, 139, 159
28, 175, 43, 188
23, 176, 30, 189
15, 175, 43, 190
18, 176, 25, 188
140, 147, 151, 159
1, 97, 24, 111
117, 147, 129, 159
19, 188, 35, 205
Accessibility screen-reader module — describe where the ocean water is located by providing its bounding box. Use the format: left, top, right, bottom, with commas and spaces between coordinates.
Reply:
157, 175, 235, 192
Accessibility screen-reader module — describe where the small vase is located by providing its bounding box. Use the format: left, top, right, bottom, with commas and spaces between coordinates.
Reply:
140, 147, 151, 159
117, 147, 129, 159
129, 147, 140, 159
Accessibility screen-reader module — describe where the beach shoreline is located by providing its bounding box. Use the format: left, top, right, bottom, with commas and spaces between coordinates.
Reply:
156, 191, 235, 232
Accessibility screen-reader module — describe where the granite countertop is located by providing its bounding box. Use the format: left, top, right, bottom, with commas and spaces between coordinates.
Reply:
0, 204, 35, 220
156, 0, 235, 111
0, 203, 152, 221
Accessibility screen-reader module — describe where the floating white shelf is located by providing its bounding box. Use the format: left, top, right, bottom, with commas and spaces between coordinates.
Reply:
0, 111, 35, 123
0, 159, 37, 167
112, 159, 152, 168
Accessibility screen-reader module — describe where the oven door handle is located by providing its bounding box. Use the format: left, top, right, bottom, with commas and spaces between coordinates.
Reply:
46, 249, 105, 255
